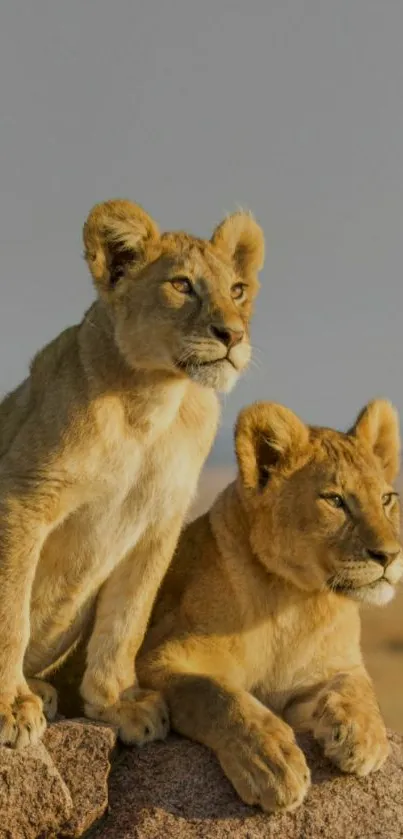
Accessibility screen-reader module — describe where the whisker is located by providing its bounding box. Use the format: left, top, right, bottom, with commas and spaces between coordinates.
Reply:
249, 345, 265, 361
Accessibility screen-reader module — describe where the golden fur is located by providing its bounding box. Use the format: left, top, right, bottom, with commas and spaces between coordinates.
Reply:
138, 399, 402, 812
0, 198, 264, 748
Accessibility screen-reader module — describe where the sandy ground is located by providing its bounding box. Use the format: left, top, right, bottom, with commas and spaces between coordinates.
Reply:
190, 467, 403, 733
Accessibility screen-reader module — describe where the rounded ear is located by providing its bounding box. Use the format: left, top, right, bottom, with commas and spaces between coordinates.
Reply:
235, 402, 309, 491
211, 211, 265, 282
350, 399, 401, 483
83, 199, 160, 295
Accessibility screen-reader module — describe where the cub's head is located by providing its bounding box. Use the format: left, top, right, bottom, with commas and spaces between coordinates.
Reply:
235, 399, 402, 605
83, 199, 264, 393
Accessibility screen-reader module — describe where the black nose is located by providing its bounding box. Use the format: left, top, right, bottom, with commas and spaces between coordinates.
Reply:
366, 548, 399, 567
209, 325, 244, 349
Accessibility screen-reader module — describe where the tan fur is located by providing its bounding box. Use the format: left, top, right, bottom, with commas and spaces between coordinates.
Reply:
0, 198, 264, 748
138, 399, 402, 812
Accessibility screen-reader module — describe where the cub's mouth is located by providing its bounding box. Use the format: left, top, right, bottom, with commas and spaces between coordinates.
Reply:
175, 355, 237, 372
174, 353, 241, 394
330, 576, 396, 606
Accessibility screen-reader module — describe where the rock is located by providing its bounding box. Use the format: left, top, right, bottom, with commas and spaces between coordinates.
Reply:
44, 719, 117, 837
1, 719, 402, 838
0, 741, 72, 839
0, 719, 116, 839
90, 730, 403, 839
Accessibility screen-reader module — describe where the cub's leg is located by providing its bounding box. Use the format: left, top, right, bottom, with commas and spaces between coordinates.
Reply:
27, 678, 58, 722
142, 666, 310, 813
80, 519, 183, 746
310, 668, 389, 775
0, 463, 71, 748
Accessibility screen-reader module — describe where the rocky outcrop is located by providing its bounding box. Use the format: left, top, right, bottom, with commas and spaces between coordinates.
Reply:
0, 719, 116, 839
0, 723, 402, 838
44, 720, 116, 837
0, 740, 72, 839
91, 731, 403, 839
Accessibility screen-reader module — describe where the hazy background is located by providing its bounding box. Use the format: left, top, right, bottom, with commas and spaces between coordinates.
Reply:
0, 0, 402, 464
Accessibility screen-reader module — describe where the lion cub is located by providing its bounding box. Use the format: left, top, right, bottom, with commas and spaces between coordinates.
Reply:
0, 199, 264, 748
138, 398, 402, 812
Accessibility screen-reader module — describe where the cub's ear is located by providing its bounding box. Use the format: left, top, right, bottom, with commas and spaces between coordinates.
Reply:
350, 399, 401, 483
235, 402, 309, 491
83, 199, 160, 295
211, 211, 265, 282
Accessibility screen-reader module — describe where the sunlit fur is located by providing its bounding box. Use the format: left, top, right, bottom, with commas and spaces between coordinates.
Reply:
84, 200, 265, 393
240, 401, 402, 606
0, 198, 264, 750
137, 399, 401, 813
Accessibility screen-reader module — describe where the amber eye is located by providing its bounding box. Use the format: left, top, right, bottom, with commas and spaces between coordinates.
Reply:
170, 277, 193, 294
231, 282, 246, 300
382, 492, 397, 507
321, 493, 345, 509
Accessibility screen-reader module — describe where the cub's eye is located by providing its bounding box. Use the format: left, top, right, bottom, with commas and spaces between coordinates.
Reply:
320, 493, 345, 509
231, 283, 246, 300
382, 492, 397, 506
170, 277, 193, 294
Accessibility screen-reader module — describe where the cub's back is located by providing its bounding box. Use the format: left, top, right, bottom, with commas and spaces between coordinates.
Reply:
0, 325, 80, 460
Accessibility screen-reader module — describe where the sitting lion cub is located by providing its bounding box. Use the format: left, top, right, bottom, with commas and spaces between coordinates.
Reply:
138, 398, 402, 812
0, 199, 264, 748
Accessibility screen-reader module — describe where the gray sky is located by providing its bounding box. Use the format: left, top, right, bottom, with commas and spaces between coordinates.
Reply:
1, 1, 402, 464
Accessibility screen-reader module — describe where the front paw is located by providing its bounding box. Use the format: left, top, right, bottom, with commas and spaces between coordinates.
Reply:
218, 715, 310, 813
27, 678, 58, 721
85, 687, 170, 746
0, 688, 46, 749
313, 690, 389, 776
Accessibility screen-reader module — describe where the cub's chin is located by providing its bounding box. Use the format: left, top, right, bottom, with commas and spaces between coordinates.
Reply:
178, 358, 241, 393
334, 578, 396, 607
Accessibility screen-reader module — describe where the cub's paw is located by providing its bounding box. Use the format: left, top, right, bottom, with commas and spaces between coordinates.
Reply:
218, 716, 310, 812
313, 690, 389, 776
85, 687, 169, 746
0, 689, 46, 749
27, 678, 58, 722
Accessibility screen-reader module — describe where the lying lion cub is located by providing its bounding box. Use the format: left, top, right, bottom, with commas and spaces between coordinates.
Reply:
0, 199, 264, 748
138, 398, 402, 812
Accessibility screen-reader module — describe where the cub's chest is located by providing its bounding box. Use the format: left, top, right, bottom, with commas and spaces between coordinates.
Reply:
245, 600, 362, 724
82, 399, 211, 537
53, 384, 219, 572
41, 418, 206, 591
245, 620, 317, 691
245, 597, 355, 699
118, 429, 204, 523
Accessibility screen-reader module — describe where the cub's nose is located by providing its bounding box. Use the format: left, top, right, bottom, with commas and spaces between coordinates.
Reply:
209, 325, 244, 349
366, 547, 400, 567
